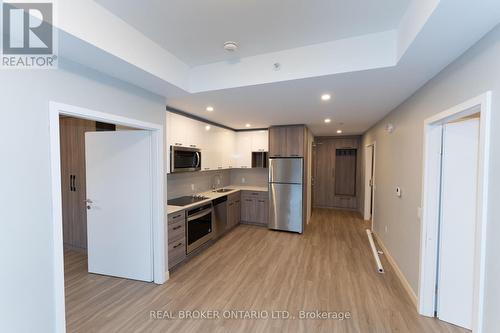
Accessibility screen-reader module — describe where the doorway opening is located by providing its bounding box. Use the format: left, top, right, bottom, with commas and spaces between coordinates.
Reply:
49, 102, 165, 333
418, 92, 491, 333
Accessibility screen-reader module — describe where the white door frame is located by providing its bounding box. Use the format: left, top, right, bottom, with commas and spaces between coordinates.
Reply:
418, 92, 491, 333
363, 142, 376, 229
49, 102, 166, 333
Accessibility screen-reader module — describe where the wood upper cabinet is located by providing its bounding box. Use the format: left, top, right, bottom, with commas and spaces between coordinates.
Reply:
269, 126, 305, 157
269, 126, 287, 157
286, 126, 305, 157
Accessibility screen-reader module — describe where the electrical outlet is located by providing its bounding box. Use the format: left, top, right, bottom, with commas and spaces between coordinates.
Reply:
385, 225, 388, 233
242, 177, 246, 184
190, 184, 195, 191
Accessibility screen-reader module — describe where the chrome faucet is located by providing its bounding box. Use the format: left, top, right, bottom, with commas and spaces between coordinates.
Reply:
212, 172, 223, 190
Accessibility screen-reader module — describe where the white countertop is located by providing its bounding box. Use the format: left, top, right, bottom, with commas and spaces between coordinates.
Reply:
167, 185, 268, 215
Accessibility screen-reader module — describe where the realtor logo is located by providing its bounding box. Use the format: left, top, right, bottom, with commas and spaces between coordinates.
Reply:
2, 1, 58, 68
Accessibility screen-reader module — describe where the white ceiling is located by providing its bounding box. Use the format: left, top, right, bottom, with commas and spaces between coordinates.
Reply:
81, 0, 500, 136
95, 0, 410, 67
165, 0, 500, 135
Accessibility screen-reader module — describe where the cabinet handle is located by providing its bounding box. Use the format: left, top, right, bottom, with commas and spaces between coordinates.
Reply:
189, 144, 196, 148
291, 154, 300, 157
204, 168, 210, 170
172, 225, 182, 230
218, 167, 223, 169
172, 214, 182, 219
173, 243, 183, 249
174, 143, 182, 146
245, 199, 253, 202
258, 200, 266, 203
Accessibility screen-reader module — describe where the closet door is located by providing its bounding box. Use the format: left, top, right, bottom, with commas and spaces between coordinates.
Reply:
60, 117, 96, 251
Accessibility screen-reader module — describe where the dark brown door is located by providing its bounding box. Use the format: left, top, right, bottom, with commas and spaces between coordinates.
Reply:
313, 141, 335, 207
335, 149, 357, 196
313, 137, 360, 209
60, 117, 96, 251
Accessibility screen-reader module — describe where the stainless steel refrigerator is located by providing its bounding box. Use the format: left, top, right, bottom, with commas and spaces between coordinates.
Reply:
268, 158, 303, 233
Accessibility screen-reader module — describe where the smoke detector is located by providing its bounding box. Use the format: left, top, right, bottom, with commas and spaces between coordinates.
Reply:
223, 41, 238, 52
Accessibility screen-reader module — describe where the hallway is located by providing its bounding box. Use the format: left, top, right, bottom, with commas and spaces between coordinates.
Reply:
64, 209, 467, 333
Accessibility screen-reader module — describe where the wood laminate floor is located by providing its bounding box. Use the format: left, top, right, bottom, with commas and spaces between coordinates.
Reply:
64, 209, 468, 333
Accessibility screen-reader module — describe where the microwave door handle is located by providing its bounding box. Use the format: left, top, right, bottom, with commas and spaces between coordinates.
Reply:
195, 152, 201, 167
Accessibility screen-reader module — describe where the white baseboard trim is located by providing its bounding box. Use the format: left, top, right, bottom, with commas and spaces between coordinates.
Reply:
373, 232, 418, 308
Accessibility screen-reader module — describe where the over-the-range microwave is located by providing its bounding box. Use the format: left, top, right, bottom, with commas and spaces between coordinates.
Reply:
170, 146, 201, 173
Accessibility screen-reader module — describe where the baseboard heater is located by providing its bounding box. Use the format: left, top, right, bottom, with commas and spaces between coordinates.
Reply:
366, 229, 385, 274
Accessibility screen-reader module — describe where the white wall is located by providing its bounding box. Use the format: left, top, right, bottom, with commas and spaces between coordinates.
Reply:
361, 24, 500, 332
0, 60, 166, 333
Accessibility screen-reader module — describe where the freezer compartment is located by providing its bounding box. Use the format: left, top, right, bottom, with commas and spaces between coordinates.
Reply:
269, 158, 303, 184
269, 183, 303, 233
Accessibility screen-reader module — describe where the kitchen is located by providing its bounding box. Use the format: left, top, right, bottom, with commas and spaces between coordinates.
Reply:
165, 111, 314, 270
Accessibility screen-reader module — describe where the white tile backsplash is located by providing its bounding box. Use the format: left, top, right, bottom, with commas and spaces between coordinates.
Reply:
167, 168, 268, 199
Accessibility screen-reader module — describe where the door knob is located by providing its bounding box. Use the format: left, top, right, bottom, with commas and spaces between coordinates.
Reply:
85, 199, 93, 210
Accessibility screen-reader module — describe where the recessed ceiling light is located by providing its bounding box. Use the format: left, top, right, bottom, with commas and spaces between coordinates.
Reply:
224, 41, 239, 52
324, 118, 331, 123
205, 125, 211, 131
245, 123, 251, 128
321, 94, 331, 101
206, 106, 214, 112
337, 130, 343, 134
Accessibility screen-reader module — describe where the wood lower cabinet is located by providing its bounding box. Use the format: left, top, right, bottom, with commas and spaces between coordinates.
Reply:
227, 192, 241, 230
167, 211, 186, 269
269, 125, 305, 157
241, 191, 268, 226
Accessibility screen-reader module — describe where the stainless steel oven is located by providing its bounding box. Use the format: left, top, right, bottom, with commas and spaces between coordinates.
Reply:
186, 203, 213, 254
170, 146, 201, 173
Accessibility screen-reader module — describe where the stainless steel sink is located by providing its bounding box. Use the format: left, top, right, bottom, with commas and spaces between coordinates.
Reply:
212, 188, 234, 193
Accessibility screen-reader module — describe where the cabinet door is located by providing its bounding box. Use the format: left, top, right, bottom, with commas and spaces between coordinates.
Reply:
256, 198, 269, 225
241, 197, 256, 222
251, 130, 269, 152
201, 125, 216, 171
223, 129, 236, 169
269, 127, 286, 157
227, 201, 235, 229
234, 198, 241, 225
236, 132, 252, 168
286, 126, 305, 157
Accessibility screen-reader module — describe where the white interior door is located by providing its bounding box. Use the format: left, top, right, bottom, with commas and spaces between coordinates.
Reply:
85, 130, 153, 282
437, 118, 479, 329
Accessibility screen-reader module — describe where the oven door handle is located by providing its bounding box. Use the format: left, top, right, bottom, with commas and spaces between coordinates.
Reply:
187, 209, 212, 222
